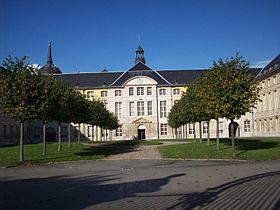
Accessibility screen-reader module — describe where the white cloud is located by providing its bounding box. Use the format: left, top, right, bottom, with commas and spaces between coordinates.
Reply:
251, 60, 271, 68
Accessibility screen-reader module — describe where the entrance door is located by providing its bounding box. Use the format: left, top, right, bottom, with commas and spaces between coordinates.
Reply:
138, 129, 146, 140
137, 124, 146, 140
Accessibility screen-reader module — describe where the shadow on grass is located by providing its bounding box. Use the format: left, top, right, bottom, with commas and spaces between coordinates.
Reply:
220, 138, 279, 151
75, 144, 140, 157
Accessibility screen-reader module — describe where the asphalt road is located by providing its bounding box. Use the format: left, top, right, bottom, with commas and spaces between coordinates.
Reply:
0, 160, 279, 210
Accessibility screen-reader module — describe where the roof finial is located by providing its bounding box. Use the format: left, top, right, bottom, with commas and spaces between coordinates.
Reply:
47, 41, 53, 65
138, 33, 141, 45
135, 45, 146, 64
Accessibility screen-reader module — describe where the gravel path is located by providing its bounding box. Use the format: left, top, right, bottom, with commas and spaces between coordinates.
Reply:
104, 141, 186, 160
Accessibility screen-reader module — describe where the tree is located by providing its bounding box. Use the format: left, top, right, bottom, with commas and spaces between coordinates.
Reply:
0, 56, 46, 162
208, 53, 259, 157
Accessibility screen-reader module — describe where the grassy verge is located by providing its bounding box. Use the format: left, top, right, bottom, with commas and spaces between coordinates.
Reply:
0, 140, 163, 168
159, 137, 280, 160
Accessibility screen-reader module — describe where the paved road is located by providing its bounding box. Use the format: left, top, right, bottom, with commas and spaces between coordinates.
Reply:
0, 160, 279, 210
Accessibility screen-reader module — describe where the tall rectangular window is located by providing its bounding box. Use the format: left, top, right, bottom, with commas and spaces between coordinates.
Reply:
147, 101, 152, 115
87, 125, 93, 137
115, 90, 122, 96
115, 102, 122, 119
160, 101, 167, 118
129, 87, 134, 96
137, 87, 144, 96
116, 125, 123, 137
218, 121, 223, 133
101, 91, 107, 97
34, 126, 41, 139
189, 124, 194, 134
203, 122, 208, 134
159, 89, 166, 95
244, 120, 251, 132
160, 124, 168, 135
137, 101, 144, 116
147, 87, 152, 95
129, 102, 134, 116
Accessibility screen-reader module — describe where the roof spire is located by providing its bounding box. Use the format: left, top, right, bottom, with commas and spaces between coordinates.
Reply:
135, 45, 146, 64
47, 41, 53, 65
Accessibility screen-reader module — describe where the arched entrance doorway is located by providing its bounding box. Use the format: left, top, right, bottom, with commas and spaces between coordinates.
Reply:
138, 124, 146, 140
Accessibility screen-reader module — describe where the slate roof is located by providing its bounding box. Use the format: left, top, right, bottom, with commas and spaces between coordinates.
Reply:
55, 72, 122, 89
54, 67, 261, 89
256, 54, 280, 80
40, 64, 62, 74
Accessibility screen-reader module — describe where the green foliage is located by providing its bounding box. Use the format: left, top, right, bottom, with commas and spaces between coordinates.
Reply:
0, 56, 45, 122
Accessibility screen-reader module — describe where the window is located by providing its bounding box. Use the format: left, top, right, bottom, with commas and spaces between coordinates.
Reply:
244, 120, 251, 132
115, 102, 122, 119
160, 124, 168, 135
137, 101, 144, 116
189, 124, 194, 134
10, 125, 13, 138
203, 122, 208, 134
137, 87, 144, 96
116, 125, 123, 137
147, 87, 152, 95
3, 125, 7, 139
102, 100, 108, 109
129, 87, 134, 96
87, 125, 93, 137
87, 91, 94, 98
115, 90, 121, 96
173, 88, 180, 95
101, 91, 107, 97
129, 102, 134, 116
147, 101, 152, 115
159, 89, 166, 95
160, 101, 167, 118
218, 121, 223, 133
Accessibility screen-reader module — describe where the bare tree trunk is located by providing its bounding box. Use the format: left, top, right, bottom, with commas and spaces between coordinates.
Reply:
185, 124, 188, 140
91, 125, 94, 141
199, 121, 202, 143
43, 123, 46, 155
207, 121, 210, 146
230, 119, 236, 158
193, 123, 196, 141
58, 123, 61, 152
68, 123, 71, 147
216, 118, 220, 150
20, 122, 24, 163
78, 124, 81, 144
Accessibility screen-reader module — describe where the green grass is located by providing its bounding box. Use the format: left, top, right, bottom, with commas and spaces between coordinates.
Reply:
159, 137, 280, 160
0, 140, 163, 168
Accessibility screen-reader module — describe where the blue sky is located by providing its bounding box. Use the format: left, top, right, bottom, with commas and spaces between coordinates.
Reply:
1, 0, 279, 73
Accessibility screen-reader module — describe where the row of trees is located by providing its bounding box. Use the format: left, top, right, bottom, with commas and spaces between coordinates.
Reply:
168, 53, 260, 157
0, 56, 118, 162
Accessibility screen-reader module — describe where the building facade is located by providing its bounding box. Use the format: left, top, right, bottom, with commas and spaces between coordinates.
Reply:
0, 44, 279, 144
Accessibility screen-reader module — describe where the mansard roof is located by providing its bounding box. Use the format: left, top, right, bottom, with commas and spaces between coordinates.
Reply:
256, 54, 280, 80
55, 72, 122, 89
54, 67, 261, 89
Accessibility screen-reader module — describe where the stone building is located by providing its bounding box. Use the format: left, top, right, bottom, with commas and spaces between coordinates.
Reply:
0, 43, 279, 144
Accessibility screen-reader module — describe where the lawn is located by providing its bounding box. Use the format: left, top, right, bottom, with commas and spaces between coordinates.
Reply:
159, 137, 280, 160
0, 140, 162, 168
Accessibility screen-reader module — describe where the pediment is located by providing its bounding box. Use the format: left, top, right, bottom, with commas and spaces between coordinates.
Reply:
132, 117, 152, 124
